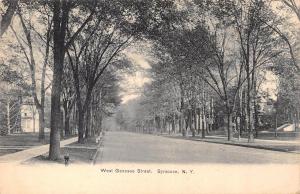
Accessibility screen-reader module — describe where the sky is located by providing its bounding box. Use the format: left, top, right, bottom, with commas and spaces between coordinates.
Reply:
120, 49, 152, 104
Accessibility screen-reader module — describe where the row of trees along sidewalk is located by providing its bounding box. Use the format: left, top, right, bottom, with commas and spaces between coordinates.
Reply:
0, 0, 181, 160
115, 0, 300, 142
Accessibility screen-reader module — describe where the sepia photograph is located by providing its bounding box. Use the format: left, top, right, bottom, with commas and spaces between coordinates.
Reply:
0, 0, 299, 193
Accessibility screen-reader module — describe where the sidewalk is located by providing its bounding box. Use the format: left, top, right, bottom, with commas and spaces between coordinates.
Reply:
0, 137, 77, 163
163, 133, 300, 154
0, 146, 34, 150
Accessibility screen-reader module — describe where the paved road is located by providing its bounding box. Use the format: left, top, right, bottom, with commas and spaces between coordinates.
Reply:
96, 131, 300, 164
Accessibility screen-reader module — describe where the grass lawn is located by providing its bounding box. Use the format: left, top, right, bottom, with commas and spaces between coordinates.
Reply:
0, 132, 77, 157
24, 148, 97, 165
0, 149, 21, 156
234, 131, 300, 141
0, 133, 50, 156
0, 132, 50, 146
23, 139, 99, 165
67, 139, 98, 148
207, 129, 300, 141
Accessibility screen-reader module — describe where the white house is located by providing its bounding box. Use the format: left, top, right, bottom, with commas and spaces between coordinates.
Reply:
20, 99, 39, 133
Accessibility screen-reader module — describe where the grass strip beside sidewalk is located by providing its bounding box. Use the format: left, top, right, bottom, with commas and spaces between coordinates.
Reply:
0, 137, 77, 163
24, 134, 104, 165
165, 135, 300, 154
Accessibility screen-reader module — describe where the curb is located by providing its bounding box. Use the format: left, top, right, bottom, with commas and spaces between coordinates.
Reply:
165, 136, 300, 154
91, 132, 104, 165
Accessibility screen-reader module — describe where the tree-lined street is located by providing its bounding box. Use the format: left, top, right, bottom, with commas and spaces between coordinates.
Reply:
0, 0, 300, 164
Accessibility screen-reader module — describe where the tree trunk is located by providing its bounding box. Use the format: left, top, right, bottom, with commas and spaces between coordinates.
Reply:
0, 0, 19, 37
163, 118, 166, 133
179, 115, 182, 134
201, 107, 205, 138
72, 103, 77, 135
201, 77, 206, 138
90, 106, 95, 137
226, 109, 233, 141
77, 106, 85, 143
241, 88, 246, 134
38, 108, 45, 141
85, 116, 90, 137
238, 87, 243, 138
193, 108, 197, 136
49, 71, 62, 160
209, 98, 214, 132
296, 109, 299, 131
172, 114, 175, 133
78, 114, 85, 143
247, 79, 254, 142
60, 110, 64, 139
185, 113, 189, 136
190, 109, 195, 137
179, 82, 185, 136
85, 105, 91, 139
181, 115, 186, 136
32, 108, 36, 133
64, 115, 70, 136
7, 100, 11, 135
235, 115, 239, 140
168, 120, 171, 135
253, 95, 259, 137
198, 109, 201, 134
49, 0, 69, 160
252, 69, 259, 138
97, 113, 103, 136
62, 101, 70, 136
275, 112, 278, 137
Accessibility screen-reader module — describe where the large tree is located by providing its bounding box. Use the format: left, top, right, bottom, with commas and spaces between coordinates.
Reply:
49, 0, 97, 160
0, 0, 19, 37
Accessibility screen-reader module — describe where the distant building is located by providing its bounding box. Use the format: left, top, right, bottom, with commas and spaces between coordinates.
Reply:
20, 98, 39, 133
258, 93, 275, 115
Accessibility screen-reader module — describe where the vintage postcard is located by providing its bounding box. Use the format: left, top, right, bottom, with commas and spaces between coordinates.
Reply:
0, 0, 299, 193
